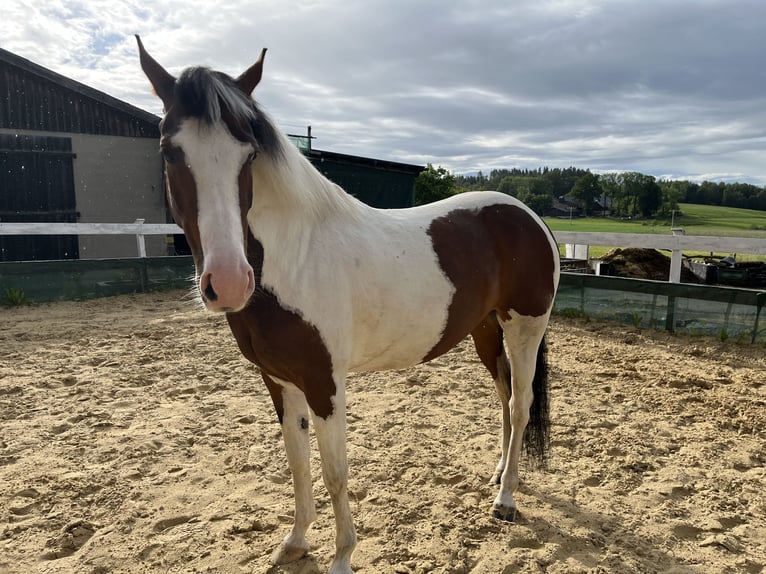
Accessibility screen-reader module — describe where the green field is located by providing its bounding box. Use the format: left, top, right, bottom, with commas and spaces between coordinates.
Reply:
545, 203, 766, 260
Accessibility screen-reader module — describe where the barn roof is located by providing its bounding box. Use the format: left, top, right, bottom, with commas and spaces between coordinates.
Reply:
308, 148, 424, 175
0, 47, 160, 137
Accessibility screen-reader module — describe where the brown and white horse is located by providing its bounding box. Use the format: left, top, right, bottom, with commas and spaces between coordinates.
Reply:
137, 36, 560, 574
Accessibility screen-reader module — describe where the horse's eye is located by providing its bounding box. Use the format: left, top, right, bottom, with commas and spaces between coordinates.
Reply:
246, 150, 257, 163
162, 146, 183, 164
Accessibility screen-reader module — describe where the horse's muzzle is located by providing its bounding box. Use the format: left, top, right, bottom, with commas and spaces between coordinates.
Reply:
199, 261, 255, 313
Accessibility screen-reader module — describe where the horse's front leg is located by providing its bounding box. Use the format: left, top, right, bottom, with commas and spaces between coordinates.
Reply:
263, 374, 317, 565
310, 380, 356, 574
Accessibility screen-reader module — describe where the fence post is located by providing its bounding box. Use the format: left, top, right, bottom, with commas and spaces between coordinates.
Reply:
753, 293, 766, 344
134, 219, 147, 257
665, 283, 677, 333
669, 249, 683, 283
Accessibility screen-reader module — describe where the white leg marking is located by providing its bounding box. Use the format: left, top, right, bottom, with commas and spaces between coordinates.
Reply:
491, 355, 512, 485
311, 382, 356, 574
494, 316, 548, 520
271, 384, 316, 565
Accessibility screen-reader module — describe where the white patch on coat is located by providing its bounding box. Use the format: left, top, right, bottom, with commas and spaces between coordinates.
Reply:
249, 153, 458, 372
249, 128, 555, 374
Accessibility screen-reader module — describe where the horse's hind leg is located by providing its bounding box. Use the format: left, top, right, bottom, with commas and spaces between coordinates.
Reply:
492, 314, 549, 522
263, 373, 317, 565
470, 313, 512, 485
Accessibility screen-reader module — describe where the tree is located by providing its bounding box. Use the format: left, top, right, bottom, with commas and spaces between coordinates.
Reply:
515, 178, 553, 215
698, 181, 724, 206
519, 190, 553, 215
600, 172, 625, 216
636, 174, 662, 217
606, 172, 662, 218
496, 175, 517, 196
568, 172, 601, 216
414, 164, 457, 205
657, 180, 685, 217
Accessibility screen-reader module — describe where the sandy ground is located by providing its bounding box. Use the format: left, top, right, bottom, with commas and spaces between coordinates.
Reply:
1, 290, 765, 574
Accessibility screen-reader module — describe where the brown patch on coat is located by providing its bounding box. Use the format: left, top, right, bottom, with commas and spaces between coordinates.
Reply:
225, 233, 337, 419
470, 312, 505, 380
422, 203, 557, 363
261, 371, 285, 423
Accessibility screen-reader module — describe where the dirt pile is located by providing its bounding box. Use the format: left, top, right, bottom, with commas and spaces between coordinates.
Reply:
600, 247, 699, 282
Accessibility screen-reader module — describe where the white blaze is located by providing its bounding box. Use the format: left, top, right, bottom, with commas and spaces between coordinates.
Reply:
172, 119, 255, 311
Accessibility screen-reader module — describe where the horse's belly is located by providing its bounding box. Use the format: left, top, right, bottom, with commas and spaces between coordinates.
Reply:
347, 283, 454, 372
349, 337, 434, 372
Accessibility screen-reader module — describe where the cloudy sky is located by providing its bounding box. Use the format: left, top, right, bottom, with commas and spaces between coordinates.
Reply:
5, 0, 766, 184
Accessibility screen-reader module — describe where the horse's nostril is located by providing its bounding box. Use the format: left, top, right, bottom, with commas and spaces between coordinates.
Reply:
204, 283, 218, 302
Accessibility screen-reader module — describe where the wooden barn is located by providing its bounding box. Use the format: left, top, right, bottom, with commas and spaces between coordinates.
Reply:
0, 47, 166, 262
308, 148, 422, 209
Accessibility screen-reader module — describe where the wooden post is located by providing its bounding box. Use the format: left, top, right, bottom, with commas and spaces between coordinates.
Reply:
669, 249, 683, 283
666, 249, 683, 332
134, 219, 147, 257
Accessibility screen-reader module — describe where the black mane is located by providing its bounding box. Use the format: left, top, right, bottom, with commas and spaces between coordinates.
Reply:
175, 66, 283, 159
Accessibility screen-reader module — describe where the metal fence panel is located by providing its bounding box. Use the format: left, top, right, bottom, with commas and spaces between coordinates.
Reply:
556, 273, 766, 343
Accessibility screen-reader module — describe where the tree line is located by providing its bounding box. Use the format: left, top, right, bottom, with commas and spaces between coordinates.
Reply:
414, 164, 766, 217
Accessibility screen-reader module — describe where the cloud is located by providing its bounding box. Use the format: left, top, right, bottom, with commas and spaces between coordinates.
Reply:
3, 0, 766, 184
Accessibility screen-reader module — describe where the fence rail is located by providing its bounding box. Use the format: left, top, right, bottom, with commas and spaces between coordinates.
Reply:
0, 222, 182, 235
0, 220, 182, 258
553, 231, 766, 253
554, 231, 766, 283
1, 222, 766, 282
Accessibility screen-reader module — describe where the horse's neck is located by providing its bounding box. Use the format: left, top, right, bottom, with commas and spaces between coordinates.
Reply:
253, 133, 363, 219
248, 134, 368, 273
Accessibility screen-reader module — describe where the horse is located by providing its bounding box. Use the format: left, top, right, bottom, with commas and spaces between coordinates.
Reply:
136, 36, 560, 574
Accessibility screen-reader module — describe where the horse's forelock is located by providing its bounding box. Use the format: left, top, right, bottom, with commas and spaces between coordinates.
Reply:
175, 66, 282, 158
175, 67, 253, 126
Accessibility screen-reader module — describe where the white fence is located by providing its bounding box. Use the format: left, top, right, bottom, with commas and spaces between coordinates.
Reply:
1, 222, 766, 283
0, 220, 182, 258
555, 231, 766, 283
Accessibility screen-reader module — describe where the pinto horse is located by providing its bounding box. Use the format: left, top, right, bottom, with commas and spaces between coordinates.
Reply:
137, 36, 560, 574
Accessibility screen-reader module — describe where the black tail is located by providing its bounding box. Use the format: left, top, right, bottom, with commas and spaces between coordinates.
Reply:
524, 335, 550, 465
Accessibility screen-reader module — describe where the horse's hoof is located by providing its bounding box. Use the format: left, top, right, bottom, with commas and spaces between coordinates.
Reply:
271, 540, 309, 565
492, 504, 517, 522
490, 472, 502, 485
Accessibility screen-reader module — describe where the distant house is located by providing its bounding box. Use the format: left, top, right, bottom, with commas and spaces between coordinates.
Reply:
0, 47, 166, 261
547, 197, 581, 218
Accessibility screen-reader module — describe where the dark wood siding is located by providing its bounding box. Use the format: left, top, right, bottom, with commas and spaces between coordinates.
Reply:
307, 150, 422, 208
0, 48, 160, 138
0, 134, 79, 261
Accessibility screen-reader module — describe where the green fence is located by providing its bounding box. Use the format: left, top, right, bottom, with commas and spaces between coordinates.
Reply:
2, 259, 764, 344
556, 273, 766, 343
0, 256, 194, 303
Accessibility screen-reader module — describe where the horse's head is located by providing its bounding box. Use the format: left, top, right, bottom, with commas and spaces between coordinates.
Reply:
136, 35, 279, 313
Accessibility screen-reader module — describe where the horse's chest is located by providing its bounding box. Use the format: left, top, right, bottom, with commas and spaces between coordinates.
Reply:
225, 288, 334, 385
251, 223, 456, 373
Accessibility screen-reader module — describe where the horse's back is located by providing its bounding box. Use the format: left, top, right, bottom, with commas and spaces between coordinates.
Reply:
343, 191, 558, 371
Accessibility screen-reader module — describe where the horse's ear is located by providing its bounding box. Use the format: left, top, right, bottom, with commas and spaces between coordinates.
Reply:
236, 48, 267, 95
135, 35, 176, 110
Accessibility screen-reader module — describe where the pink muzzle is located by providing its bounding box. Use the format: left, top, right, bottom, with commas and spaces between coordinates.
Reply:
199, 255, 255, 313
